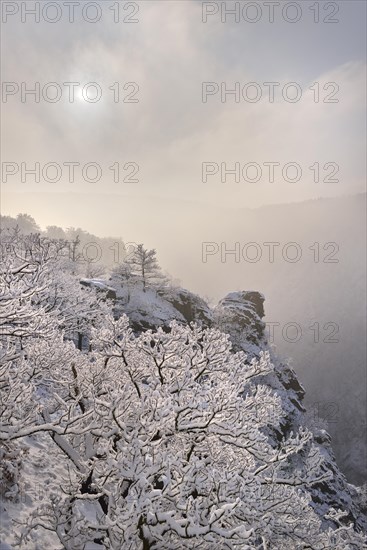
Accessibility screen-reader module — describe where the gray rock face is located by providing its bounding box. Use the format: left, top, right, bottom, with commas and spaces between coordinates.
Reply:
157, 287, 213, 327
214, 291, 307, 439
213, 291, 267, 358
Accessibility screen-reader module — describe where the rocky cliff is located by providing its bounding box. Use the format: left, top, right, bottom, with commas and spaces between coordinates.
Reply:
81, 279, 367, 532
105, 282, 367, 530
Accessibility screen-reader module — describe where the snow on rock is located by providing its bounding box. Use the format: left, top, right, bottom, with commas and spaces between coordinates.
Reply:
114, 287, 187, 332
80, 279, 117, 300
107, 283, 212, 333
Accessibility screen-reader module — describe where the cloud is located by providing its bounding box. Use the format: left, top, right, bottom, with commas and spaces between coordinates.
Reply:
2, 1, 366, 214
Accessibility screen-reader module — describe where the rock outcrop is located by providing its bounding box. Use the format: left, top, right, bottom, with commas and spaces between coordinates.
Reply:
213, 290, 267, 358
80, 278, 117, 300
157, 286, 213, 327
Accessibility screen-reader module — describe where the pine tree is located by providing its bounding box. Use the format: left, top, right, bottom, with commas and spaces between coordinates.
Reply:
128, 244, 167, 292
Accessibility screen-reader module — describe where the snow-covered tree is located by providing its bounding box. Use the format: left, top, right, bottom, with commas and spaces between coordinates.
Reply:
0, 230, 110, 347
128, 244, 167, 292
14, 213, 40, 235
44, 225, 67, 240
111, 261, 133, 285
1, 315, 364, 546
1, 231, 366, 549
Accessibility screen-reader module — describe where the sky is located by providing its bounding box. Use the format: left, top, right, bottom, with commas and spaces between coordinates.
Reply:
1, 0, 366, 238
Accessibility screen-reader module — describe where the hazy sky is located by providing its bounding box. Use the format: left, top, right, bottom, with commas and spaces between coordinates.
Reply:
1, 0, 366, 236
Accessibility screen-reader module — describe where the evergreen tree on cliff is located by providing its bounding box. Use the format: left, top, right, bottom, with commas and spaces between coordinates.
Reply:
129, 243, 167, 292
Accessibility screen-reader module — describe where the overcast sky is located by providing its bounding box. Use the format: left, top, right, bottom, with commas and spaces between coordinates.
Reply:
1, 0, 366, 237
